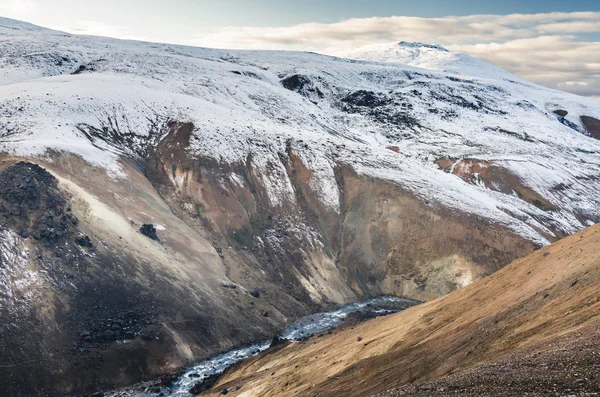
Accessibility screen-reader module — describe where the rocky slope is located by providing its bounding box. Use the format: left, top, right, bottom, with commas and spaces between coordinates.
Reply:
201, 223, 600, 396
0, 16, 600, 396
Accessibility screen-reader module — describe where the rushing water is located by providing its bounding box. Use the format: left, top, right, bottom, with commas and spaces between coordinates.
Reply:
112, 296, 419, 397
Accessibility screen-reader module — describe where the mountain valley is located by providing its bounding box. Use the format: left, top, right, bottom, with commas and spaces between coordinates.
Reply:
0, 16, 599, 396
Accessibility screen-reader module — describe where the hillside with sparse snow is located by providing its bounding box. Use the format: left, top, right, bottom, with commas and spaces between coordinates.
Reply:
1, 16, 600, 396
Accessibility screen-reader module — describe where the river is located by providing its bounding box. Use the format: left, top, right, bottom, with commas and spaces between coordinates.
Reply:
108, 296, 419, 396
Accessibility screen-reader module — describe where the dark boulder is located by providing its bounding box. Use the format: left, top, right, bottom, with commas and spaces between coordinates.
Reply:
553, 109, 568, 117
140, 224, 160, 241
270, 335, 287, 347
581, 115, 600, 139
72, 64, 87, 75
280, 74, 324, 98
188, 373, 221, 394
342, 90, 386, 108
75, 235, 93, 247
281, 74, 310, 92
249, 289, 260, 298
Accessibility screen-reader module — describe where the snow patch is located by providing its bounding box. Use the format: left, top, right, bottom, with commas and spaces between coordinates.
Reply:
0, 227, 40, 314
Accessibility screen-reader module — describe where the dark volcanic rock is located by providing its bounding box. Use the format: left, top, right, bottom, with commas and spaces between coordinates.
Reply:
581, 115, 600, 139
72, 64, 88, 75
281, 74, 311, 92
249, 289, 260, 298
0, 162, 75, 242
342, 90, 386, 108
553, 109, 568, 117
270, 335, 287, 347
75, 235, 94, 247
139, 224, 160, 241
189, 373, 221, 394
80, 309, 152, 345
0, 162, 60, 206
280, 74, 324, 98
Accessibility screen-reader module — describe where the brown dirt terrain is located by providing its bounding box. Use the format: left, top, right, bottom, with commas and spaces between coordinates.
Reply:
200, 223, 600, 397
435, 158, 557, 214
377, 325, 600, 396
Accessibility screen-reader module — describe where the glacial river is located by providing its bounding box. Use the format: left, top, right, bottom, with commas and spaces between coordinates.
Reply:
110, 296, 419, 396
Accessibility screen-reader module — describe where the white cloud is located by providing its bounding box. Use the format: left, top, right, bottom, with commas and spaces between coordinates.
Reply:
51, 20, 150, 41
53, 20, 123, 37
537, 21, 600, 33
450, 36, 600, 97
0, 0, 37, 17
190, 15, 535, 53
189, 11, 600, 97
561, 81, 589, 86
190, 12, 600, 52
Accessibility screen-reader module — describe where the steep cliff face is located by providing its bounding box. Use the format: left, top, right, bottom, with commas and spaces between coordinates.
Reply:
0, 16, 600, 396
147, 123, 535, 305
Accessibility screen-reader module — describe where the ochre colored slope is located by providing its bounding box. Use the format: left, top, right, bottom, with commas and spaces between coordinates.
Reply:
201, 223, 600, 396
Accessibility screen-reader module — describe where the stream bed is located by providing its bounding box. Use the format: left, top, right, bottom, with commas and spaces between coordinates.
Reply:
108, 296, 419, 397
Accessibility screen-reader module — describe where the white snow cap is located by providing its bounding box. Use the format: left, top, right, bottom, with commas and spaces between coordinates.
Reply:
336, 41, 515, 80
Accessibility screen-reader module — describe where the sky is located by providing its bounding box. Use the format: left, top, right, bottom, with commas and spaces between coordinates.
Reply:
0, 0, 599, 98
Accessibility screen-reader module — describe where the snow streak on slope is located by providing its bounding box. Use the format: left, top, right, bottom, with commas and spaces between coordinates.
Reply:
0, 227, 38, 315
1, 18, 600, 245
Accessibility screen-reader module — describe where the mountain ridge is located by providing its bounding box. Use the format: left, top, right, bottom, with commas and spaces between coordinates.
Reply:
0, 17, 599, 396
333, 40, 518, 80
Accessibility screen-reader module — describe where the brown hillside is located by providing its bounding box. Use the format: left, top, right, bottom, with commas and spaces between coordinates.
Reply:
201, 223, 600, 396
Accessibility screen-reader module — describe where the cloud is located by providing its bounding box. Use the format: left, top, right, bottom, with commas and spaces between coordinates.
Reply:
537, 21, 600, 33
51, 20, 149, 42
450, 36, 600, 97
0, 0, 37, 16
190, 15, 534, 53
190, 11, 600, 97
190, 12, 600, 51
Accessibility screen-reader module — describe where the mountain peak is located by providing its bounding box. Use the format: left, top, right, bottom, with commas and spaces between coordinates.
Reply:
335, 40, 514, 80
335, 40, 451, 64
396, 41, 449, 52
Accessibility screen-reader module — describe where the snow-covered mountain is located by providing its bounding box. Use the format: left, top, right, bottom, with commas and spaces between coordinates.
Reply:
1, 16, 600, 396
2, 20, 599, 243
336, 41, 517, 80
